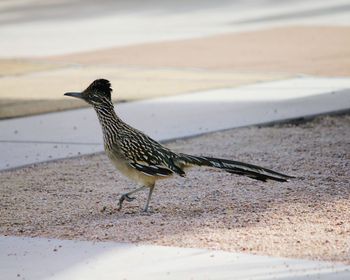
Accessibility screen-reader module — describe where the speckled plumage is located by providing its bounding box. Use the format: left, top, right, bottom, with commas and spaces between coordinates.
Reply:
65, 79, 293, 212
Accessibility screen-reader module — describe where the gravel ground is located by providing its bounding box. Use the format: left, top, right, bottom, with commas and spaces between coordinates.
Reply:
1, 114, 349, 263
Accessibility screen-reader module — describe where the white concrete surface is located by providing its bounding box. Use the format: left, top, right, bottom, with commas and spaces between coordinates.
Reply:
1, 76, 350, 170
1, 236, 349, 280
0, 0, 350, 57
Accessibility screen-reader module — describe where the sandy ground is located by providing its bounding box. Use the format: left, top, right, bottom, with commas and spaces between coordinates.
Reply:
49, 26, 350, 77
0, 59, 62, 77
1, 114, 349, 263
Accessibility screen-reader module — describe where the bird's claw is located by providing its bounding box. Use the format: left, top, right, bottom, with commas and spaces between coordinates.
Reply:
117, 194, 136, 211
124, 194, 136, 202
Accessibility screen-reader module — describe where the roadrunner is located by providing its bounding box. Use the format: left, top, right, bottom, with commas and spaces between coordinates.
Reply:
65, 79, 293, 212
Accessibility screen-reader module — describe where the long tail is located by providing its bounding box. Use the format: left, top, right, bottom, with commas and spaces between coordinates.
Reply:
177, 153, 293, 182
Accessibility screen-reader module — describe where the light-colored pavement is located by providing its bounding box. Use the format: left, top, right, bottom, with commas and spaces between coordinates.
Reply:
1, 236, 349, 280
1, 0, 350, 57
1, 76, 350, 170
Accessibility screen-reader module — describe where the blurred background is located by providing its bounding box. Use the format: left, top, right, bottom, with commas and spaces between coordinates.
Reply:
0, 0, 349, 119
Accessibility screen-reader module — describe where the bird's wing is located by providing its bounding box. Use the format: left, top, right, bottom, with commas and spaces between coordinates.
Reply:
116, 134, 185, 177
129, 161, 174, 177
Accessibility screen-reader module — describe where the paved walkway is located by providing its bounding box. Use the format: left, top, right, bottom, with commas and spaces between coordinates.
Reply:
1, 236, 349, 280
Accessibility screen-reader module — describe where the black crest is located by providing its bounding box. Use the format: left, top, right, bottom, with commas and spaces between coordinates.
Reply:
86, 79, 112, 100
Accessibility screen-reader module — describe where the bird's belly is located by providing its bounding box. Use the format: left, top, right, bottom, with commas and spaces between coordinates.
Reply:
105, 149, 155, 187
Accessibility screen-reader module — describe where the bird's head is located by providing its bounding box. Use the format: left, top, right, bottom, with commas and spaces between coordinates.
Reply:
64, 79, 113, 107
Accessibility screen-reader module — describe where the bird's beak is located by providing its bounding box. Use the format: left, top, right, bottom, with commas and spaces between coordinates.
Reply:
64, 92, 83, 99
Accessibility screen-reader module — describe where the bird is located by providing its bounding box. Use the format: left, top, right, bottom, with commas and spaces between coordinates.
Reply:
65, 79, 293, 212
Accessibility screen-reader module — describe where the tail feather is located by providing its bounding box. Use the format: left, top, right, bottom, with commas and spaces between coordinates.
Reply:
177, 153, 293, 182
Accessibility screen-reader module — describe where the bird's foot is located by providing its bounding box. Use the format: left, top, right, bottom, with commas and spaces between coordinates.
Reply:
141, 204, 156, 214
117, 194, 136, 211
141, 208, 153, 215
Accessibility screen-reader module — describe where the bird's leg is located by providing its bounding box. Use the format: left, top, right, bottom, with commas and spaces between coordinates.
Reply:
118, 186, 146, 210
143, 185, 155, 213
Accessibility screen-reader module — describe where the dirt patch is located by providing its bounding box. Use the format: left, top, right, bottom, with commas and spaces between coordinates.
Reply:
48, 26, 350, 77
1, 114, 349, 263
0, 59, 62, 77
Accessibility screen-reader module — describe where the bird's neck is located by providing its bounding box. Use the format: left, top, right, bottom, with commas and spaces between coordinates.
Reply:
93, 104, 123, 147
